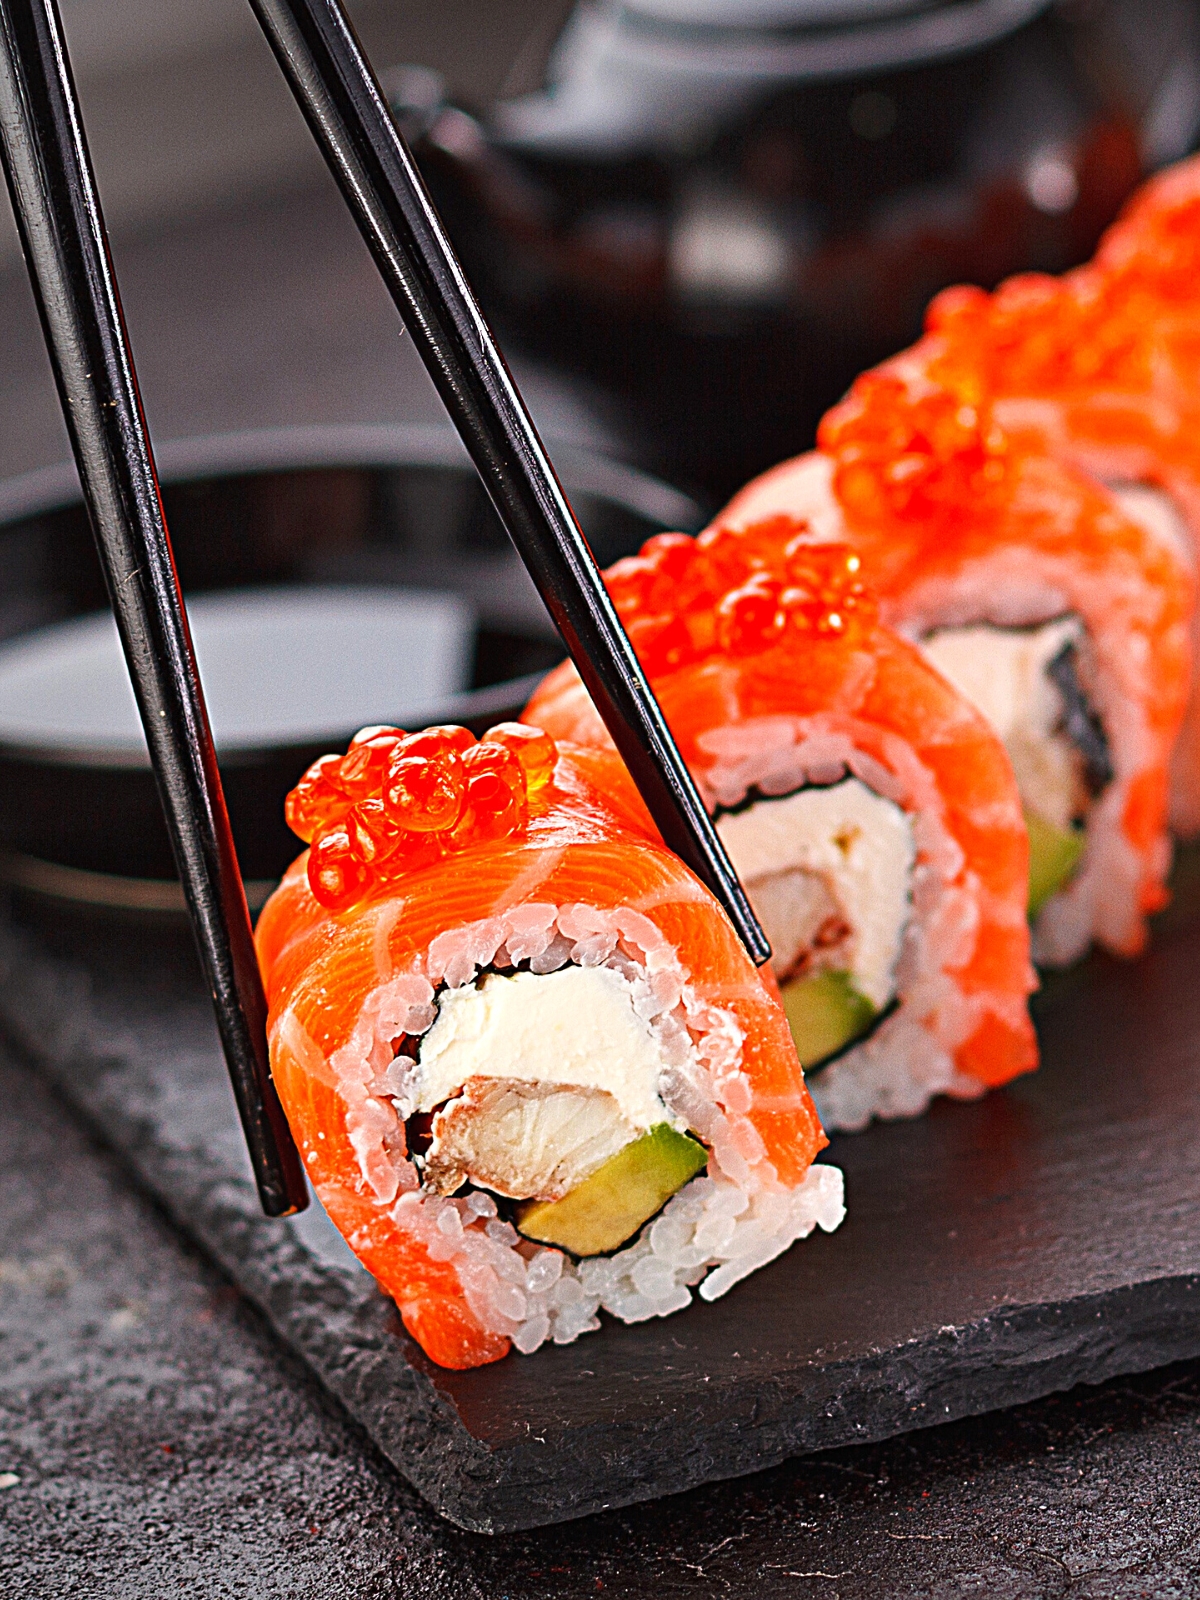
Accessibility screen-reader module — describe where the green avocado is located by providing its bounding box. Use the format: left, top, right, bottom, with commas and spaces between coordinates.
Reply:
782, 969, 876, 1068
514, 1123, 708, 1257
1026, 808, 1086, 917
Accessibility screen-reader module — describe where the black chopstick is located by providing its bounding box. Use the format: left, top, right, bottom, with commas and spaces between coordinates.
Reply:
0, 0, 308, 1217
244, 0, 771, 969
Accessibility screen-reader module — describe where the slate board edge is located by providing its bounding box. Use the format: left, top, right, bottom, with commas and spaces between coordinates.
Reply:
418, 1278, 1200, 1531
4, 905, 1200, 1532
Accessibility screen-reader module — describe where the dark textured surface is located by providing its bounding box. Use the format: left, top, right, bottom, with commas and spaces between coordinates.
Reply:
4, 1035, 1200, 1596
5, 854, 1200, 1533
0, 1037, 455, 1596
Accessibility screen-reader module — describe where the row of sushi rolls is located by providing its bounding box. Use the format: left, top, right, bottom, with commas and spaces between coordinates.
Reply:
258, 153, 1200, 1369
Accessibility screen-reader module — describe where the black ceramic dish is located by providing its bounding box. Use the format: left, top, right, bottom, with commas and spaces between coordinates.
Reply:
0, 425, 701, 909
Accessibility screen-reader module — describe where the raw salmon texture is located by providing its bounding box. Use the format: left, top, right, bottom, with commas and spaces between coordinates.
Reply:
526, 536, 1038, 1133
914, 156, 1200, 834
258, 727, 843, 1371
707, 345, 1193, 968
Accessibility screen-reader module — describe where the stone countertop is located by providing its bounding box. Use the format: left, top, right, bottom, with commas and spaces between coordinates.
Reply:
2, 1034, 1200, 1597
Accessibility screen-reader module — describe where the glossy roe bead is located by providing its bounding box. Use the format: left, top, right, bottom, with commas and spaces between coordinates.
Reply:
715, 577, 783, 655
625, 612, 694, 676
338, 731, 403, 799
285, 753, 349, 844
383, 752, 465, 832
307, 825, 372, 911
395, 725, 476, 760
482, 722, 556, 790
345, 798, 401, 864
459, 741, 527, 841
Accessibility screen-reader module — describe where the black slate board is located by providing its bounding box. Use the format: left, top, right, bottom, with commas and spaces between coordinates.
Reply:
2, 854, 1200, 1534
13, 1025, 1200, 1599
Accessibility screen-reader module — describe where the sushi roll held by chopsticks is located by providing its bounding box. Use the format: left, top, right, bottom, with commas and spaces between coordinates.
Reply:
526, 536, 1037, 1134
256, 724, 844, 1370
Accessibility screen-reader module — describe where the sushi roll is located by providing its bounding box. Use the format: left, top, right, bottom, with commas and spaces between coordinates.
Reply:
256, 722, 843, 1370
526, 538, 1037, 1133
715, 369, 1194, 966
916, 162, 1200, 830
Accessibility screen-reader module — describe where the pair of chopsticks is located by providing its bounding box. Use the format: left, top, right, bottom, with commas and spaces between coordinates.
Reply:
0, 0, 769, 1219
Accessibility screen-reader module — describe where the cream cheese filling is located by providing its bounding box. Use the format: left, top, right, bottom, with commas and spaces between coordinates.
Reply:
411, 965, 678, 1200
921, 616, 1086, 833
715, 777, 915, 1010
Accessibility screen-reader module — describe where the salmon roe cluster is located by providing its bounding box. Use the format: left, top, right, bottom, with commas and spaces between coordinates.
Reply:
1095, 164, 1200, 300
820, 369, 1012, 524
604, 527, 877, 679
924, 273, 1148, 394
285, 721, 557, 912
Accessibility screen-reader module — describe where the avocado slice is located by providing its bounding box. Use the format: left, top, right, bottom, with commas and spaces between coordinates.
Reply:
782, 969, 876, 1068
1026, 808, 1085, 917
514, 1123, 708, 1257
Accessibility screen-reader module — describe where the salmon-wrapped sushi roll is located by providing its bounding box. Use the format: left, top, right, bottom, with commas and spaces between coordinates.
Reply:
526, 539, 1037, 1134
716, 374, 1194, 966
256, 723, 842, 1371
924, 274, 1198, 521
916, 161, 1200, 828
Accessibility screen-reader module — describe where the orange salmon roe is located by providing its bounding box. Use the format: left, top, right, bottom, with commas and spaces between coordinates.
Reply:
602, 521, 878, 677
480, 721, 557, 790
924, 270, 1152, 396
288, 724, 539, 912
820, 369, 1012, 526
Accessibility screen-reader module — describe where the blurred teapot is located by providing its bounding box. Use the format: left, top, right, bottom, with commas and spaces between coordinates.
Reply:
398, 0, 1200, 500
